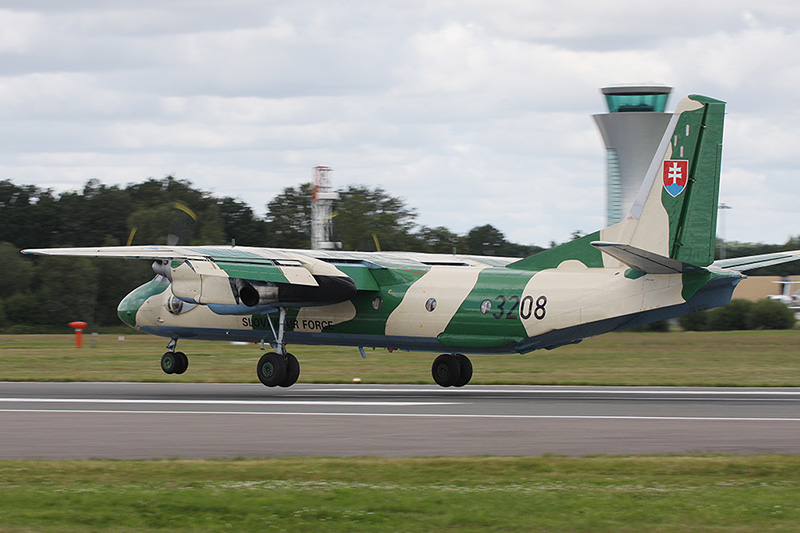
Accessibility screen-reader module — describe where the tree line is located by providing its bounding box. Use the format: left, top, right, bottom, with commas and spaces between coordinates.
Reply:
0, 177, 797, 331
0, 177, 542, 330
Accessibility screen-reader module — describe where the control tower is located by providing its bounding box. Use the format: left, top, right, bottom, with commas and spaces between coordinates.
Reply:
593, 85, 672, 224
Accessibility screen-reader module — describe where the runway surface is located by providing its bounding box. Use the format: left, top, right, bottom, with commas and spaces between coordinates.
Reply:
1, 382, 799, 459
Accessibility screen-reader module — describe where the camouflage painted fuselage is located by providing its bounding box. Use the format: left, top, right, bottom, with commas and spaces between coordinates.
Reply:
118, 248, 740, 355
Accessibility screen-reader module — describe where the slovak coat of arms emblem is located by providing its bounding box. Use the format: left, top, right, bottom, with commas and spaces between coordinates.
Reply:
663, 160, 688, 197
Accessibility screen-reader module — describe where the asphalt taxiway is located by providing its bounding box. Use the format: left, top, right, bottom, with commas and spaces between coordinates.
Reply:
1, 382, 799, 459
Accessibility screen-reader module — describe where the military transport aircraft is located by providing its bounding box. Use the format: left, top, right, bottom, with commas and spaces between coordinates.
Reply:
23, 95, 800, 388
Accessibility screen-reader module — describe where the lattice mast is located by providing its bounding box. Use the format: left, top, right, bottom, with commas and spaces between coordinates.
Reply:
310, 166, 341, 250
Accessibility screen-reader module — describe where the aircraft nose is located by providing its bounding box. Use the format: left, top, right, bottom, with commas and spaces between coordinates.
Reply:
117, 277, 170, 328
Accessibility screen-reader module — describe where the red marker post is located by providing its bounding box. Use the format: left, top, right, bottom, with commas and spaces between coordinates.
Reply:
68, 321, 88, 348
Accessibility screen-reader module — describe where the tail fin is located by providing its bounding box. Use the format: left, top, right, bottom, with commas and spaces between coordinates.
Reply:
509, 94, 726, 271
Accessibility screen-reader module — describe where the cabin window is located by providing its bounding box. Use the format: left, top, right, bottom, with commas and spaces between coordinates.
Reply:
166, 294, 197, 315
166, 295, 184, 315
425, 298, 437, 312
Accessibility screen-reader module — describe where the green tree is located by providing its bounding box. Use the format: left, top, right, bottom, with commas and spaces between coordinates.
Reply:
127, 204, 194, 245
0, 243, 34, 298
416, 226, 464, 254
264, 183, 313, 248
678, 310, 710, 331
37, 256, 100, 327
707, 299, 754, 331
0, 181, 55, 248
193, 203, 226, 245
333, 185, 419, 251
2, 292, 43, 329
127, 177, 208, 211
463, 225, 541, 257
465, 225, 507, 256
746, 299, 796, 330
55, 180, 131, 247
626, 320, 670, 332
217, 197, 268, 246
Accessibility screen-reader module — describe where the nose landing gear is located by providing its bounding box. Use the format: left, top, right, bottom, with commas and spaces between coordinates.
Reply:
161, 338, 188, 375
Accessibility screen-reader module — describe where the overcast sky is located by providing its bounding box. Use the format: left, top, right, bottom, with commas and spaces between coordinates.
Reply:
1, 1, 798, 247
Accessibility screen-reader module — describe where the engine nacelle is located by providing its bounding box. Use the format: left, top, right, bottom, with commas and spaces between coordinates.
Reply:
234, 276, 356, 308
235, 279, 279, 307
168, 257, 357, 311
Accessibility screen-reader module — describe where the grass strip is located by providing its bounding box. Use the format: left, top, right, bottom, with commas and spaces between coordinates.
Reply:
0, 455, 798, 531
0, 330, 798, 386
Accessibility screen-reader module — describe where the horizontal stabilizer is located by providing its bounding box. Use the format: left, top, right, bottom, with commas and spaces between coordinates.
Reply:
591, 242, 697, 274
711, 250, 800, 272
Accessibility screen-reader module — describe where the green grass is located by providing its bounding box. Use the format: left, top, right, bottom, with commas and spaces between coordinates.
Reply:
0, 455, 798, 531
0, 329, 798, 386
2, 334, 799, 530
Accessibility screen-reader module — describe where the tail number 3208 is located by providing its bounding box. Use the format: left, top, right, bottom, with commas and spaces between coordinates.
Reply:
492, 295, 546, 320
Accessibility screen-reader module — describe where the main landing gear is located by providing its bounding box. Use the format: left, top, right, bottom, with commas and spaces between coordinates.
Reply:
256, 307, 300, 388
432, 353, 472, 387
161, 338, 188, 375
256, 351, 300, 388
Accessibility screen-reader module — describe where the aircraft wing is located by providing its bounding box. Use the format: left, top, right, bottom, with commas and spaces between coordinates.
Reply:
22, 245, 330, 287
20, 245, 512, 295
22, 245, 208, 261
711, 250, 800, 272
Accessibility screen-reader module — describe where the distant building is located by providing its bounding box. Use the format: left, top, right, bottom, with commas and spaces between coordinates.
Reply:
593, 85, 673, 225
733, 276, 800, 301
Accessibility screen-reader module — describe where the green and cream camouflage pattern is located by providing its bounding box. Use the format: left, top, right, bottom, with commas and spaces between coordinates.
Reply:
23, 95, 800, 388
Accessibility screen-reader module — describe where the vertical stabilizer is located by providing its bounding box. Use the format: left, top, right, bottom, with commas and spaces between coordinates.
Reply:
665, 96, 725, 266
509, 95, 726, 271
603, 95, 726, 267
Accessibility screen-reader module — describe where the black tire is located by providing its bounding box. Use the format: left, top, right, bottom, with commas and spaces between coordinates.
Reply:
453, 354, 472, 387
432, 354, 461, 387
257, 352, 287, 387
173, 352, 189, 375
160, 352, 177, 374
279, 353, 300, 387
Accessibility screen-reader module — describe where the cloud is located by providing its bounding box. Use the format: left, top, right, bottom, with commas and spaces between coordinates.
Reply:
0, 0, 798, 247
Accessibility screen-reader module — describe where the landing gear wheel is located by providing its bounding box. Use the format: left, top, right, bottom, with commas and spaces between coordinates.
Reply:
172, 351, 188, 375
279, 353, 300, 388
432, 354, 461, 387
161, 352, 178, 374
257, 352, 287, 387
453, 355, 472, 387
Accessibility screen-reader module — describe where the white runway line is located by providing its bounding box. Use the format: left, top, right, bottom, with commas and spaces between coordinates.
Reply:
2, 408, 799, 422
307, 387, 800, 396
0, 398, 457, 407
